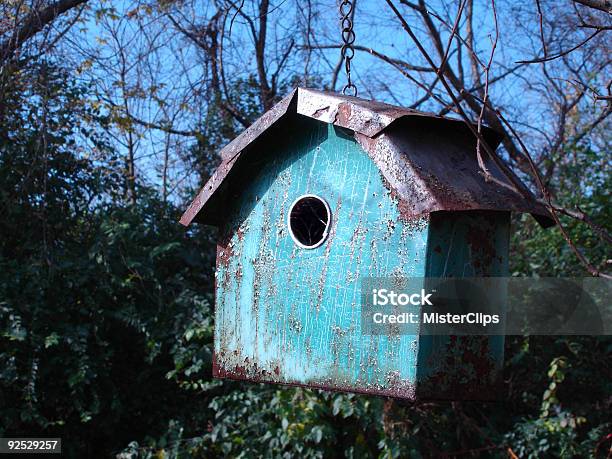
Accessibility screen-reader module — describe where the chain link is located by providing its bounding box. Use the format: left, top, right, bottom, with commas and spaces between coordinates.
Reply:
339, 0, 357, 96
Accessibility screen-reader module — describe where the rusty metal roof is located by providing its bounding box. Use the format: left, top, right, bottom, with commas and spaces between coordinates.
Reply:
180, 87, 553, 227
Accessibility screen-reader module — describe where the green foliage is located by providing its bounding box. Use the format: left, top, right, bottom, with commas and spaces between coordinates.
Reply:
0, 59, 610, 458
511, 141, 610, 276
505, 413, 593, 459
502, 336, 611, 458
0, 58, 218, 456
501, 113, 612, 457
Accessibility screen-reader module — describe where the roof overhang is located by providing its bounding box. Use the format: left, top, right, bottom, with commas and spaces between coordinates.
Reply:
180, 87, 553, 228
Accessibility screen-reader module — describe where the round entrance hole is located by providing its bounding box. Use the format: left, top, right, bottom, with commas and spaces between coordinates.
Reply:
287, 194, 331, 249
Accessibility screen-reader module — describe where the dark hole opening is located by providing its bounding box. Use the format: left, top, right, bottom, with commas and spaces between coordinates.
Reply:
289, 196, 330, 248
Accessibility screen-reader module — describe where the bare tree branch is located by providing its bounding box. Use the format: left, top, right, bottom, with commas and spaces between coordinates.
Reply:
385, 0, 532, 197
0, 0, 88, 63
304, 44, 433, 72
573, 0, 612, 13
517, 29, 604, 64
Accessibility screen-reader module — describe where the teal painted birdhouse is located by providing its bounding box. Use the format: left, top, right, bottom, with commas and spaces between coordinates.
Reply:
180, 88, 552, 400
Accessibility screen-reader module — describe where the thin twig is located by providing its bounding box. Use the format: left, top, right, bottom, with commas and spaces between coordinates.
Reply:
473, 93, 611, 278
536, 0, 547, 58
517, 29, 603, 64
386, 0, 611, 277
475, 0, 499, 181
385, 0, 531, 198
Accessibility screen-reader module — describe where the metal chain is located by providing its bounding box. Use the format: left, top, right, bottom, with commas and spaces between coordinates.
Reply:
339, 0, 357, 97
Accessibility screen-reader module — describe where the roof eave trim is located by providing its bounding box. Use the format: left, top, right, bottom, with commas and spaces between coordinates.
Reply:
179, 89, 299, 226
180, 87, 508, 227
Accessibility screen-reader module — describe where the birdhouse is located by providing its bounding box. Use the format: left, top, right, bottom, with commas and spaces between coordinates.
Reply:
180, 88, 552, 400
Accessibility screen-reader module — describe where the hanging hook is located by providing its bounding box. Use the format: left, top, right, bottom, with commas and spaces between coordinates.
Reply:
339, 0, 357, 97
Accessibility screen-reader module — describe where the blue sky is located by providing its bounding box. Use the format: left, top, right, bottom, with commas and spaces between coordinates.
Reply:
61, 0, 610, 200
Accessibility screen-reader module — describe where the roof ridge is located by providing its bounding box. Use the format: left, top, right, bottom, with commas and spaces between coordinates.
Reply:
180, 87, 552, 228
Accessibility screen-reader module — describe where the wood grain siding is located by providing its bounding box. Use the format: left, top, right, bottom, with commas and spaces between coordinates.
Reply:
213, 122, 429, 398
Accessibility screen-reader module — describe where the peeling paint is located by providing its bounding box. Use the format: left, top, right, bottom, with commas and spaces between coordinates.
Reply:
180, 87, 552, 227
188, 91, 522, 400
212, 123, 428, 398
